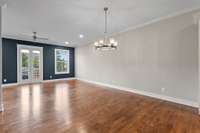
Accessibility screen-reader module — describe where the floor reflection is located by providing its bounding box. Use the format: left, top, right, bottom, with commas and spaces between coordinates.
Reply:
78, 123, 88, 133
20, 84, 42, 120
55, 83, 72, 125
32, 84, 41, 118
21, 85, 30, 120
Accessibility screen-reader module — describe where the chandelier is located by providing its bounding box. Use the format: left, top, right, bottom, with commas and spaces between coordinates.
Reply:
94, 7, 118, 50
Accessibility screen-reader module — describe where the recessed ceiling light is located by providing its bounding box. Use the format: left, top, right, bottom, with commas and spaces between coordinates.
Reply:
65, 41, 69, 45
79, 34, 84, 38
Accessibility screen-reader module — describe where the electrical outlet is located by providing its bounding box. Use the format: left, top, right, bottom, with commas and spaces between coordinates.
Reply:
50, 76, 52, 79
161, 88, 165, 92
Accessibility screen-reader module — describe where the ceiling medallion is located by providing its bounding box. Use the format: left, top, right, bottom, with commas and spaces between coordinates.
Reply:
94, 7, 118, 50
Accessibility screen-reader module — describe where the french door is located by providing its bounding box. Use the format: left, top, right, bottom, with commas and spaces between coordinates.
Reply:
17, 45, 43, 84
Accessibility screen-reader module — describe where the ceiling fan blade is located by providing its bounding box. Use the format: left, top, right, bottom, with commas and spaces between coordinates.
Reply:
32, 32, 49, 40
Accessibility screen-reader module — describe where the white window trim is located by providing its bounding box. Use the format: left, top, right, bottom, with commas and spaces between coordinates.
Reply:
55, 49, 70, 75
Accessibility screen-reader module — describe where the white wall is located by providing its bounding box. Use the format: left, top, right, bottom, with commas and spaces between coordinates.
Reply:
76, 10, 199, 104
0, 6, 3, 111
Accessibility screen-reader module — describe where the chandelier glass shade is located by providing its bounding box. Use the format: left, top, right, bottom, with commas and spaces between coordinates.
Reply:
94, 7, 118, 50
94, 37, 118, 50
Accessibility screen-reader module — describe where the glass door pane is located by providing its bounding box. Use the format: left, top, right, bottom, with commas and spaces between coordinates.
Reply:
32, 50, 41, 81
18, 45, 43, 84
20, 49, 31, 82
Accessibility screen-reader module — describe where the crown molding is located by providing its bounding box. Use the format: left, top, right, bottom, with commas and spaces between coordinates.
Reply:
80, 6, 200, 47
2, 33, 76, 48
114, 6, 200, 37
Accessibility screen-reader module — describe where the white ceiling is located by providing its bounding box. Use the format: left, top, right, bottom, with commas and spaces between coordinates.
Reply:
2, 0, 200, 47
0, 0, 6, 6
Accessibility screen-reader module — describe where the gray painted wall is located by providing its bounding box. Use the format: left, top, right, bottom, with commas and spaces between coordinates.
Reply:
76, 10, 199, 103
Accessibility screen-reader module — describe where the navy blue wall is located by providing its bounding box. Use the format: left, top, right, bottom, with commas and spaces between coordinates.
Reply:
2, 38, 75, 84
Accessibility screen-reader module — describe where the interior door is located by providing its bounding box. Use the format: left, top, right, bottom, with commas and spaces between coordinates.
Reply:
18, 45, 43, 84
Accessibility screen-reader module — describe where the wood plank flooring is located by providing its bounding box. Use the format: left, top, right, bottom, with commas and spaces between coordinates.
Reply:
0, 80, 200, 133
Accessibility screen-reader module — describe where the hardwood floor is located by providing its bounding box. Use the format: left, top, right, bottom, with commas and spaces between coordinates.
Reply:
0, 80, 200, 133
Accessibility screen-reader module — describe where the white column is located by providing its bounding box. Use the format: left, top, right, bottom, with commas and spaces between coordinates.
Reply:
193, 12, 200, 114
198, 19, 200, 114
0, 5, 3, 112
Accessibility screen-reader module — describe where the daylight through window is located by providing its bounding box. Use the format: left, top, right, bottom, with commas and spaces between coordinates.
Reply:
55, 49, 70, 74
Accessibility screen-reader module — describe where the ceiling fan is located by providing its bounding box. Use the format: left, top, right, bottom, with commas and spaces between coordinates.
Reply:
32, 32, 48, 41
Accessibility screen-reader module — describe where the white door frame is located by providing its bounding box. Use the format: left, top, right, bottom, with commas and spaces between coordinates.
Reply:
17, 44, 43, 84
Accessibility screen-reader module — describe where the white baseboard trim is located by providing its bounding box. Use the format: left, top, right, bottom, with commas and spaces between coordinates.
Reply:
78, 78, 199, 108
2, 83, 19, 88
2, 77, 77, 88
42, 77, 77, 83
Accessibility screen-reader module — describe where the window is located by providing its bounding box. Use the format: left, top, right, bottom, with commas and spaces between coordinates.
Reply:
55, 49, 70, 74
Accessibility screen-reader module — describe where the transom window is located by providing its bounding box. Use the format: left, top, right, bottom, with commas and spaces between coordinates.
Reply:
55, 49, 70, 74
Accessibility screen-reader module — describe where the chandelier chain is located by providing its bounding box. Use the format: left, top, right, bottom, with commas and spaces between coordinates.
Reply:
104, 7, 108, 34
94, 7, 118, 50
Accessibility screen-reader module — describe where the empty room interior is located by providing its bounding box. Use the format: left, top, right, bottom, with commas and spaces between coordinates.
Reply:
1, 0, 200, 132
